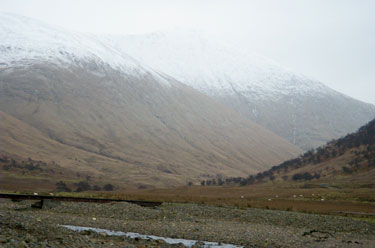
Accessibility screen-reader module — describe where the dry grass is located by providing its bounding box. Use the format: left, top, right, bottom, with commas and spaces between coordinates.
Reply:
3, 182, 373, 218
0, 63, 302, 189
120, 184, 375, 215
117, 187, 375, 220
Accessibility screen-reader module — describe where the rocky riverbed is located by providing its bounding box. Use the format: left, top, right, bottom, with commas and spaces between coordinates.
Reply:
0, 199, 374, 247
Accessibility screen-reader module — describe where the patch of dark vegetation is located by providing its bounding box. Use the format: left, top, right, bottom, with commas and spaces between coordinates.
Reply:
1, 156, 47, 172
270, 118, 375, 173
92, 185, 101, 191
103, 183, 114, 191
137, 184, 148, 190
56, 181, 72, 192
292, 172, 320, 181
200, 119, 375, 187
74, 181, 91, 192
55, 180, 114, 192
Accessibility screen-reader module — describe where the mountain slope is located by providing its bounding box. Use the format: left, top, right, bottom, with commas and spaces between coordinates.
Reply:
106, 30, 375, 150
268, 118, 375, 185
0, 13, 301, 188
217, 118, 375, 187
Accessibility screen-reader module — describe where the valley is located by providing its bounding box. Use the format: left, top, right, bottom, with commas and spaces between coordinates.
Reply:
0, 8, 374, 248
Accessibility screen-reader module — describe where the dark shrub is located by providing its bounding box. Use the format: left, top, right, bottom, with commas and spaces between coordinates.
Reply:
74, 181, 91, 191
103, 184, 114, 191
56, 181, 72, 192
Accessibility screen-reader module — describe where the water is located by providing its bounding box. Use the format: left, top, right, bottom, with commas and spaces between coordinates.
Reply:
61, 225, 242, 248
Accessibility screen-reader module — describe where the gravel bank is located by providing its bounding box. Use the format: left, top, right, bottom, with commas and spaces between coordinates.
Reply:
1, 199, 374, 247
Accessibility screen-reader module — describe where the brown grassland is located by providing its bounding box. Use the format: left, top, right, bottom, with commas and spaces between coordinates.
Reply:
2, 182, 374, 219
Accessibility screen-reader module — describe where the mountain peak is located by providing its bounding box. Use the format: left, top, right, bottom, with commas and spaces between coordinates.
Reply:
106, 29, 375, 150
108, 29, 332, 99
0, 12, 148, 77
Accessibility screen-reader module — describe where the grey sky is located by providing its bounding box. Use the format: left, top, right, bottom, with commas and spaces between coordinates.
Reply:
1, 0, 374, 104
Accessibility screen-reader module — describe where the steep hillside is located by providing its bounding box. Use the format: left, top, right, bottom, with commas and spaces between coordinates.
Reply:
107, 30, 375, 150
0, 13, 301, 189
268, 118, 375, 184
206, 119, 375, 187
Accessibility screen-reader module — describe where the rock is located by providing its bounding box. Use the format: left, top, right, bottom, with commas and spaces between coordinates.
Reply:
80, 230, 92, 235
43, 200, 61, 209
302, 230, 334, 242
193, 241, 205, 247
175, 242, 185, 248
24, 234, 33, 243
155, 239, 166, 244
31, 200, 43, 209
14, 222, 25, 229
18, 241, 29, 248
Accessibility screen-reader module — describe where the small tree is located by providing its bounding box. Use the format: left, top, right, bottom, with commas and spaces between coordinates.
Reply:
74, 181, 91, 192
56, 181, 72, 192
103, 183, 114, 191
342, 166, 353, 174
93, 185, 101, 191
218, 178, 224, 186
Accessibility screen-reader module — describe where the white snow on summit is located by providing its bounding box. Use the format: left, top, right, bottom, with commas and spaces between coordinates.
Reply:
0, 13, 340, 97
104, 30, 335, 99
0, 12, 160, 80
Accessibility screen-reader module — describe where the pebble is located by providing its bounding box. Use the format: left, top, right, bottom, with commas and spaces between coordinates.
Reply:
0, 199, 374, 247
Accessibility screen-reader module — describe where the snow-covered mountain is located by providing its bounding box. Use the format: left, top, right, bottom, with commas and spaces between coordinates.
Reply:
0, 13, 302, 187
104, 30, 375, 150
0, 12, 170, 85
103, 30, 329, 98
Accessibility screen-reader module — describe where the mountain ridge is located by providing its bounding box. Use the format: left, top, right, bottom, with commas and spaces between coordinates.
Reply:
106, 29, 375, 150
0, 13, 302, 189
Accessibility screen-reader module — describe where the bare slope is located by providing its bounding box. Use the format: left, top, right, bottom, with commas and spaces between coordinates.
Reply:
108, 30, 375, 150
0, 62, 301, 188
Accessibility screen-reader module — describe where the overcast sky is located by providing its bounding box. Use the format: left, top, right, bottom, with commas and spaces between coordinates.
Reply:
1, 0, 374, 104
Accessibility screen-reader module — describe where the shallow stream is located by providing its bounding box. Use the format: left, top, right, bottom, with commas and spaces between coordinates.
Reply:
61, 225, 242, 248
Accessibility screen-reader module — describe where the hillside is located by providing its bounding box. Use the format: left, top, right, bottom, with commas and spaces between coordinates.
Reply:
106, 30, 375, 150
204, 119, 375, 187
0, 13, 302, 190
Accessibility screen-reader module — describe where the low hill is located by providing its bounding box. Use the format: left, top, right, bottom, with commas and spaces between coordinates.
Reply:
201, 119, 375, 187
